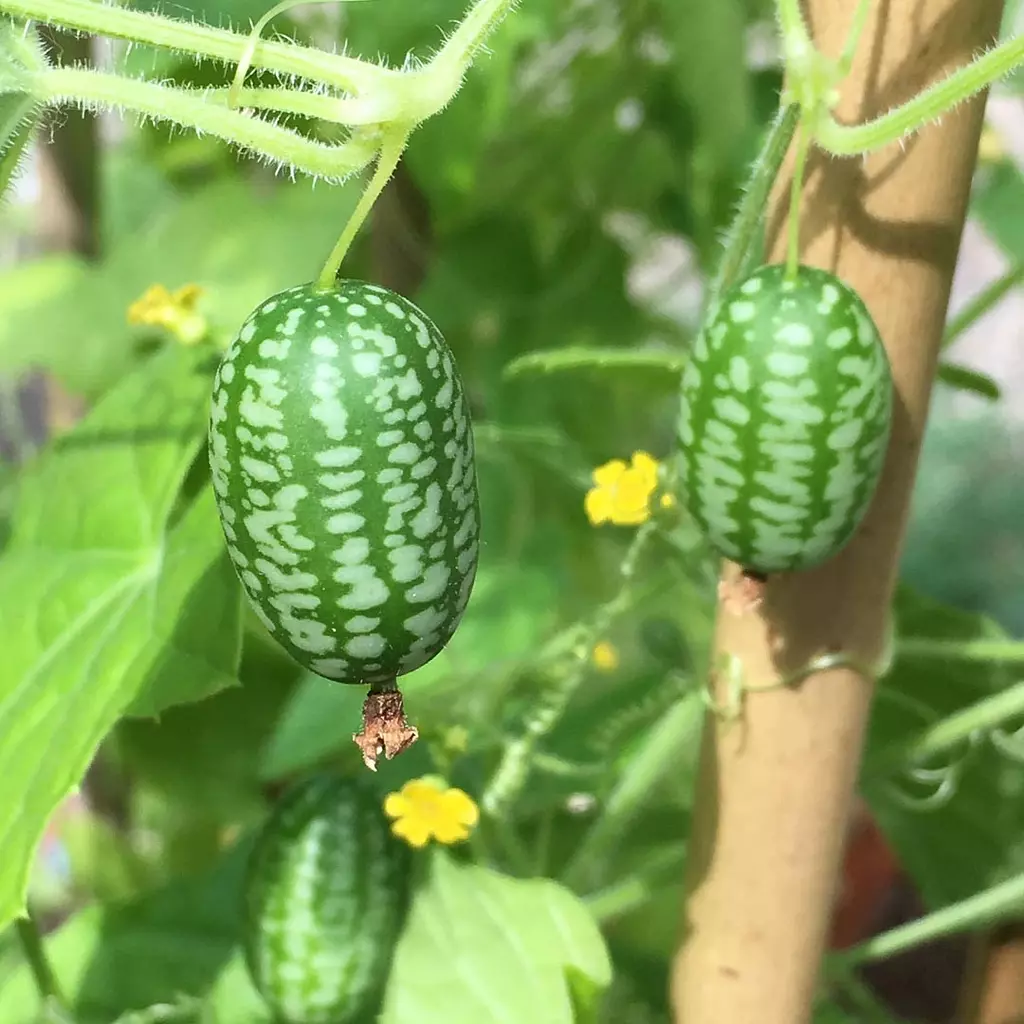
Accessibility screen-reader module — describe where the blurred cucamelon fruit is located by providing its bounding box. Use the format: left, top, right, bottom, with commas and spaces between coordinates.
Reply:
242, 772, 413, 1023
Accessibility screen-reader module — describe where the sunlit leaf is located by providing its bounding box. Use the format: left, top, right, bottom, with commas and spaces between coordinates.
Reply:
381, 852, 612, 1024
0, 344, 242, 930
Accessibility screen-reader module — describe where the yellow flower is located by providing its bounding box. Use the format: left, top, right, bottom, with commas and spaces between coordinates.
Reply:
584, 450, 662, 526
592, 641, 619, 671
383, 777, 479, 848
127, 283, 208, 345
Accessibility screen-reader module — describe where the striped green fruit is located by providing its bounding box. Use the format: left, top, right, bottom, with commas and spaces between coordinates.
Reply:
208, 280, 480, 684
676, 263, 892, 575
243, 772, 412, 1024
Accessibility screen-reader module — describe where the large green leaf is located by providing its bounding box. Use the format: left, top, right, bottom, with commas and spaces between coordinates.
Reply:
381, 852, 612, 1024
0, 838, 250, 1024
0, 343, 243, 930
117, 632, 299, 821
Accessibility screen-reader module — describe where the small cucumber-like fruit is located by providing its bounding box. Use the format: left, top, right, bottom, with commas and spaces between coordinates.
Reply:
208, 280, 480, 684
243, 772, 412, 1024
676, 263, 892, 574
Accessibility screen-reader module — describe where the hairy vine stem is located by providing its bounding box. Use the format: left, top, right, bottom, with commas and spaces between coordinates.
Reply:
815, 33, 1024, 154
1, 0, 390, 94
774, 0, 1024, 156
34, 67, 379, 179
3, 0, 1020, 183
706, 103, 800, 312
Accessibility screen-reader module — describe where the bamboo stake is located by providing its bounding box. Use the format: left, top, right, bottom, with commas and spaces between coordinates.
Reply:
671, 1, 1006, 1022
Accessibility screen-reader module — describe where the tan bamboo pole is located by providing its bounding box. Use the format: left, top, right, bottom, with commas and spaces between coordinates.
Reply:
671, 1, 1006, 1022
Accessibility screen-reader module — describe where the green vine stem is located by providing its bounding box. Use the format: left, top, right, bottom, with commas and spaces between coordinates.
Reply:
227, 0, 359, 109
836, 0, 873, 78
480, 561, 668, 820
0, 0, 390, 95
896, 636, 1024, 662
15, 911, 68, 1020
205, 85, 369, 123
419, 0, 519, 102
814, 33, 1024, 155
869, 680, 1024, 773
316, 128, 410, 289
775, 0, 812, 58
562, 693, 702, 891
774, 0, 1024, 157
830, 871, 1024, 968
706, 102, 800, 310
34, 67, 379, 179
943, 263, 1024, 349
585, 846, 685, 923
2, 0, 520, 129
784, 120, 811, 279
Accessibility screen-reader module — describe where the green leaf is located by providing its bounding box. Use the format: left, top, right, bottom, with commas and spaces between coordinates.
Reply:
936, 361, 1001, 400
942, 264, 1024, 348
257, 672, 369, 780
381, 852, 612, 1024
503, 347, 686, 381
127, 489, 244, 717
0, 344, 244, 930
861, 585, 1024, 907
0, 839, 250, 1024
117, 631, 298, 820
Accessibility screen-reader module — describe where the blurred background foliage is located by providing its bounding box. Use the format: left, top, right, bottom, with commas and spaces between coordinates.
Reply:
0, 0, 1023, 1022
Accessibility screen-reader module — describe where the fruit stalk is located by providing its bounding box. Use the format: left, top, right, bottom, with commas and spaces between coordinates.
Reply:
671, 1, 1005, 1022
